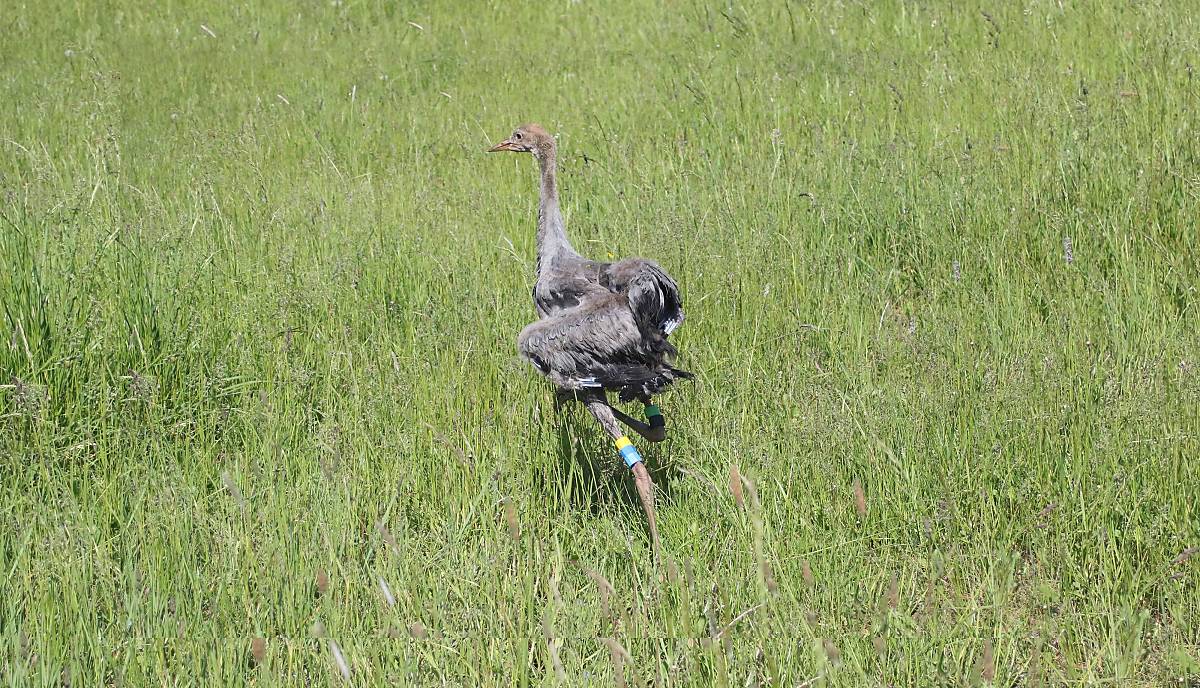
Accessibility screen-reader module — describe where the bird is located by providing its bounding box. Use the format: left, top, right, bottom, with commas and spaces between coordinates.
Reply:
488, 123, 692, 552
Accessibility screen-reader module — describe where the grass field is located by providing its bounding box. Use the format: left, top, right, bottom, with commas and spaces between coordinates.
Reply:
3, 1, 1199, 685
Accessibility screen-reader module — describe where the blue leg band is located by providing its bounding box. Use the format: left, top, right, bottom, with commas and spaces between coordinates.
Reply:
615, 436, 642, 468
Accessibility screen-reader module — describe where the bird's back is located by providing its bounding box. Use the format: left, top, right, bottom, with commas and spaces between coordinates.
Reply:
533, 254, 606, 317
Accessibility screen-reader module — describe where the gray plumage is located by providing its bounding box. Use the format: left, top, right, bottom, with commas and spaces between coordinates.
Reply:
492, 124, 691, 401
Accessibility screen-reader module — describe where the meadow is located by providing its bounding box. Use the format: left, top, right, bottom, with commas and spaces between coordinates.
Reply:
2, 0, 1198, 684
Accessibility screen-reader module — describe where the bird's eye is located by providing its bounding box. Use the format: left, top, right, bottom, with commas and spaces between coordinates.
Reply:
513, 132, 522, 140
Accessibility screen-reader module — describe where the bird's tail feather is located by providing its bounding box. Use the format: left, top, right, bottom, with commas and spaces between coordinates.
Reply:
588, 364, 693, 402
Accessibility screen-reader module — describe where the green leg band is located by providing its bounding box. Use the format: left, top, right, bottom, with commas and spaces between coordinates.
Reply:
644, 404, 665, 429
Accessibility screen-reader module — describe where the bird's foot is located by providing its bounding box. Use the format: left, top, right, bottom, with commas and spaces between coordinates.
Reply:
631, 462, 661, 557
619, 438, 661, 556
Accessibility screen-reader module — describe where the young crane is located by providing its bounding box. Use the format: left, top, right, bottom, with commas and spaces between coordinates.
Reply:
488, 123, 692, 552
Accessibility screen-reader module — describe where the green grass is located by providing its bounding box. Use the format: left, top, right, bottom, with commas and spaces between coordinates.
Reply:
2, 0, 1199, 684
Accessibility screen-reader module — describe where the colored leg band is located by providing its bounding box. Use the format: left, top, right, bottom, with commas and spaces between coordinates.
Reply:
615, 436, 642, 468
644, 404, 665, 429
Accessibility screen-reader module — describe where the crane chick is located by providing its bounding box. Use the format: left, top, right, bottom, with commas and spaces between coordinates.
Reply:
489, 123, 692, 553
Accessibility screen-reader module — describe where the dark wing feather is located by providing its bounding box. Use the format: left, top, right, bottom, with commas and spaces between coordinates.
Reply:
601, 258, 685, 336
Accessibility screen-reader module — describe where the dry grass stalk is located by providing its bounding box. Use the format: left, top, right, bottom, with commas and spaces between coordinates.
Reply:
315, 569, 330, 596
802, 560, 815, 587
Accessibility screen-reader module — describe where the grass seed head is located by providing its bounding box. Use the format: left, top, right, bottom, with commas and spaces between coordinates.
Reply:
315, 569, 330, 596
975, 638, 995, 683
730, 465, 744, 508
9, 377, 47, 417
250, 637, 266, 665
761, 560, 778, 595
605, 637, 628, 688
378, 576, 395, 607
127, 369, 158, 403
822, 638, 841, 665
503, 499, 520, 541
802, 560, 814, 586
376, 520, 399, 553
220, 471, 245, 510
329, 639, 350, 681
744, 476, 761, 511
852, 478, 867, 519
1172, 546, 1198, 566
887, 572, 900, 610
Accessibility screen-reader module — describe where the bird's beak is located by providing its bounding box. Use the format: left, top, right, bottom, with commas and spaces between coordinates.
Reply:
487, 139, 518, 153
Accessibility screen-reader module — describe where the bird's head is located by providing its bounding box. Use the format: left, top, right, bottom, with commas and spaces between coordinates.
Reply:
487, 123, 554, 158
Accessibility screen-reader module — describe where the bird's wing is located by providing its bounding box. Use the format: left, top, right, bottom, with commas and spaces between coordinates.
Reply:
517, 290, 667, 388
533, 259, 607, 317
601, 258, 685, 335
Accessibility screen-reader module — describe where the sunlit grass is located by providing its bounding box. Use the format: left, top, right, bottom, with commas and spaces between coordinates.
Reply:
2, 1, 1198, 684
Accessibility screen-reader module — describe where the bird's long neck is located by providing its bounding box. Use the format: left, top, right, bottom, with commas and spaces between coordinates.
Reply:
535, 146, 576, 274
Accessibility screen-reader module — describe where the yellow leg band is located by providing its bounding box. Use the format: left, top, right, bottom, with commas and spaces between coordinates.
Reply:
615, 436, 641, 468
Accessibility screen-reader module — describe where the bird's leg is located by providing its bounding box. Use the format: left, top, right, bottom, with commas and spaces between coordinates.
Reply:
640, 395, 667, 439
610, 406, 666, 443
582, 394, 660, 555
